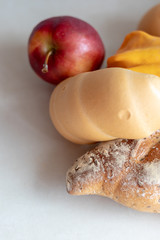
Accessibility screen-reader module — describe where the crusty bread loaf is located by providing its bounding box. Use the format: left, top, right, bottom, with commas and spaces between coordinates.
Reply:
49, 68, 160, 144
66, 130, 160, 213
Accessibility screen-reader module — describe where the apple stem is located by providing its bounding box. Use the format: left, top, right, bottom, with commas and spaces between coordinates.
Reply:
41, 49, 53, 73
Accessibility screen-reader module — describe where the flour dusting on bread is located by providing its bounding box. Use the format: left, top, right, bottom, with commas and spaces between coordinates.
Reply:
66, 130, 160, 213
142, 159, 160, 185
67, 139, 136, 193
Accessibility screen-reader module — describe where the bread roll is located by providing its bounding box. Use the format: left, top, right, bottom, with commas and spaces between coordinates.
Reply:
66, 130, 160, 213
49, 68, 160, 144
138, 4, 160, 37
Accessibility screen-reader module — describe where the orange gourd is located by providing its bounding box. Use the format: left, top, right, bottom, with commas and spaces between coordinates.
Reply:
107, 31, 160, 77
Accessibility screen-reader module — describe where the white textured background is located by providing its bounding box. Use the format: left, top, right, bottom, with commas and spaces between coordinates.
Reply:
1, 0, 160, 239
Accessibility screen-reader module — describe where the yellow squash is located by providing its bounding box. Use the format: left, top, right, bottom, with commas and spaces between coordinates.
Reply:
107, 31, 160, 77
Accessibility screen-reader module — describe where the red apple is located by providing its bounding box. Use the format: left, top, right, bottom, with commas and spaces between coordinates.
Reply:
28, 16, 105, 84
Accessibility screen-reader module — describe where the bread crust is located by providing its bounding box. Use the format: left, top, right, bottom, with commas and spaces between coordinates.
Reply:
66, 130, 160, 213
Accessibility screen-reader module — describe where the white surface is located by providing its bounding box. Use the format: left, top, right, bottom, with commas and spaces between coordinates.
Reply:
1, 0, 160, 239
